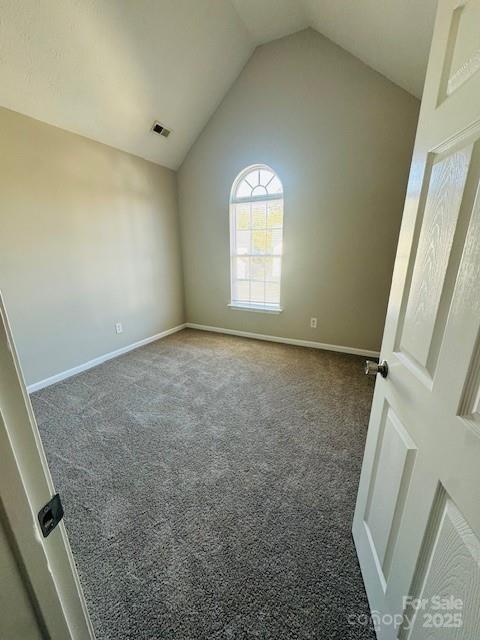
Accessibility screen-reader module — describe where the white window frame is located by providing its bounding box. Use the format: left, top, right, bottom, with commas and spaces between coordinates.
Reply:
229, 164, 284, 313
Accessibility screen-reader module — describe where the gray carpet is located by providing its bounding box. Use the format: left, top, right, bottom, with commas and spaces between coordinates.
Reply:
31, 329, 376, 639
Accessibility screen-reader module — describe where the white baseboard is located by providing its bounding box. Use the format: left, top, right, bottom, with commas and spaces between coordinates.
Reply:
185, 323, 380, 358
27, 323, 187, 393
28, 321, 378, 393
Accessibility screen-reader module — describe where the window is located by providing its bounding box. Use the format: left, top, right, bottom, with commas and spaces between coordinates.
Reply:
229, 165, 284, 312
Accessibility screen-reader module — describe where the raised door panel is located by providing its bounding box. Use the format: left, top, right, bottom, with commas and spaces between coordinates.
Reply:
444, 0, 480, 98
364, 406, 417, 590
399, 146, 471, 374
446, 156, 480, 436
395, 135, 480, 386
399, 489, 480, 639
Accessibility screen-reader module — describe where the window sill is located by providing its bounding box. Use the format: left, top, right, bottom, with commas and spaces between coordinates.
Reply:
228, 303, 283, 314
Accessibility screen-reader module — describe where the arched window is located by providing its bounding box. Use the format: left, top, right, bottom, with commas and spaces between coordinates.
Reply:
229, 165, 284, 311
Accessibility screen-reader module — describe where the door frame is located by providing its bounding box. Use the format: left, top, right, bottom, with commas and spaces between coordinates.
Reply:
0, 290, 94, 639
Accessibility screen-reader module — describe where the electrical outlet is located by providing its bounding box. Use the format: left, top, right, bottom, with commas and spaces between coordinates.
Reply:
310, 317, 317, 329
115, 322, 123, 334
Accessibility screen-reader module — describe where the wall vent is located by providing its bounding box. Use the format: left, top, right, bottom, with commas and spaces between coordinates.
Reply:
151, 121, 171, 138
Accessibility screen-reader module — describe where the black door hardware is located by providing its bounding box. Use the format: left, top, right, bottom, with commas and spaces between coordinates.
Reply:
38, 493, 64, 538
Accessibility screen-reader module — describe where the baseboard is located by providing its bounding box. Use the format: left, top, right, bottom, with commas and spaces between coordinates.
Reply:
27, 323, 187, 393
185, 323, 380, 358
28, 321, 378, 393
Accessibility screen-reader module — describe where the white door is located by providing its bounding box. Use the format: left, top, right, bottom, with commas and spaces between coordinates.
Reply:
0, 291, 94, 639
353, 1, 480, 638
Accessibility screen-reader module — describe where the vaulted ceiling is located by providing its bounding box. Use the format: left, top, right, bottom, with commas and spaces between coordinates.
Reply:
0, 0, 437, 170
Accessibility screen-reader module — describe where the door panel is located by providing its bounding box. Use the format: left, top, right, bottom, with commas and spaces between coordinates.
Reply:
364, 406, 417, 588
444, 1, 480, 97
399, 489, 480, 640
395, 137, 480, 387
353, 2, 480, 638
399, 145, 471, 374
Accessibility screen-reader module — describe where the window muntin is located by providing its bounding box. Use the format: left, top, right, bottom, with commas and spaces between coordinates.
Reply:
230, 165, 283, 310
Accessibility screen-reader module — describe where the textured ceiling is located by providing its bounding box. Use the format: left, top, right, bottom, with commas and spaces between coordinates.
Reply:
0, 0, 254, 169
0, 1, 437, 170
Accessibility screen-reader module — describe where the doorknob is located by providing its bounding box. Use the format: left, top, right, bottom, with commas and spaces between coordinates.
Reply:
365, 360, 388, 378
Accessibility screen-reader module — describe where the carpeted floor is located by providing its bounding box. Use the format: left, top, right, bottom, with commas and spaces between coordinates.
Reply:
31, 329, 376, 639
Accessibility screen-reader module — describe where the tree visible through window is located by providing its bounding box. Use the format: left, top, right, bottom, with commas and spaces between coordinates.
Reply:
230, 165, 283, 310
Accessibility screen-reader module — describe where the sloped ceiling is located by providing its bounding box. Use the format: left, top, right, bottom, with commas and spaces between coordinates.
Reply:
302, 0, 438, 98
230, 0, 310, 45
0, 1, 437, 170
232, 0, 438, 97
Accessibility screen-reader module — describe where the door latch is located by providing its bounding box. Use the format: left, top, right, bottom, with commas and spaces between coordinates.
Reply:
38, 494, 64, 538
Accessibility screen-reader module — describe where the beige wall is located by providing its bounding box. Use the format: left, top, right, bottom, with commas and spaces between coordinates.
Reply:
0, 107, 184, 386
178, 29, 420, 352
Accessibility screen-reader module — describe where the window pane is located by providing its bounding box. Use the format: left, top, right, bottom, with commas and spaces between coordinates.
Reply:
266, 175, 282, 195
235, 204, 250, 230
250, 281, 265, 303
252, 185, 267, 197
235, 230, 250, 255
252, 230, 266, 254
244, 170, 260, 188
259, 169, 274, 186
265, 230, 274, 254
252, 202, 266, 229
251, 257, 265, 281
265, 282, 280, 304
267, 200, 283, 228
271, 228, 283, 255
235, 257, 249, 280
233, 280, 249, 302
265, 257, 281, 282
236, 179, 251, 199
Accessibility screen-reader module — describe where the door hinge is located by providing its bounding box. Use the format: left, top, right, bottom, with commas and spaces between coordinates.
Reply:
38, 493, 64, 538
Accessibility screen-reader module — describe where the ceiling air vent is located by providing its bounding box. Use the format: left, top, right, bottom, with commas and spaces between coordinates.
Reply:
151, 121, 171, 138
